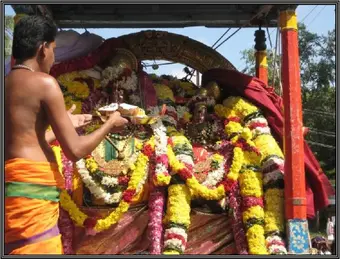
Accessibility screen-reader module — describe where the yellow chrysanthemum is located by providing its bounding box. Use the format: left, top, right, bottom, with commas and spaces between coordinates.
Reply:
222, 96, 259, 119
254, 134, 284, 162
243, 205, 265, 222
51, 145, 63, 175
163, 184, 191, 228
63, 81, 90, 99
239, 169, 263, 197
246, 225, 268, 254
264, 189, 285, 233
153, 83, 175, 102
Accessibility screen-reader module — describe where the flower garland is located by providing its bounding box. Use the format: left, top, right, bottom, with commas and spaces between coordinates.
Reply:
60, 138, 152, 233
219, 96, 287, 254
215, 97, 267, 254
166, 132, 225, 200
153, 83, 176, 102
229, 97, 286, 254
252, 134, 286, 254
148, 186, 166, 254
201, 153, 225, 188
163, 184, 191, 255
51, 143, 75, 254
150, 120, 171, 186
101, 65, 140, 105
57, 71, 99, 114
80, 153, 139, 203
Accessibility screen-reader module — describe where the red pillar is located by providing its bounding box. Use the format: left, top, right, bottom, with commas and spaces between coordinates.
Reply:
280, 9, 306, 220
254, 29, 268, 85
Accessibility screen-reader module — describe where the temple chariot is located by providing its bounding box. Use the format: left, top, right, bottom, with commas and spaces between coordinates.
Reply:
8, 4, 335, 255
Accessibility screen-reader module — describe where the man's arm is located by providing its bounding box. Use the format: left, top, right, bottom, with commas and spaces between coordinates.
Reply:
41, 74, 128, 161
45, 105, 93, 144
45, 130, 56, 144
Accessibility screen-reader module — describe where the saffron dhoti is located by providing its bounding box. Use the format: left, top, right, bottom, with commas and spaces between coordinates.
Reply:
5, 158, 65, 254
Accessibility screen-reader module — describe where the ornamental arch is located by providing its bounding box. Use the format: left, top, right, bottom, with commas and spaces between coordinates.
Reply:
118, 30, 237, 74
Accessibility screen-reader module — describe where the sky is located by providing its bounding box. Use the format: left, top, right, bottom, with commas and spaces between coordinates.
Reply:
4, 4, 336, 83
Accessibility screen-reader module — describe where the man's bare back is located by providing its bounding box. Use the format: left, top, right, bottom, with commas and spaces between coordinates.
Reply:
5, 70, 56, 162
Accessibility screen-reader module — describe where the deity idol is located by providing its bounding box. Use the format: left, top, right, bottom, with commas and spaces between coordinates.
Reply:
79, 49, 153, 207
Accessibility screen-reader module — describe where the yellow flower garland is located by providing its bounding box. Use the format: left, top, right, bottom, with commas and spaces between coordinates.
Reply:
153, 84, 175, 102
241, 152, 267, 255
219, 96, 268, 255
222, 96, 259, 119
85, 157, 99, 173
264, 189, 285, 233
51, 145, 63, 175
227, 147, 244, 181
167, 142, 225, 201
163, 184, 191, 228
239, 169, 263, 198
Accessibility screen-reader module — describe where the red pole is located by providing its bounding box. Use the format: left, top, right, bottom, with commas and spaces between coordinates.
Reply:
280, 9, 306, 220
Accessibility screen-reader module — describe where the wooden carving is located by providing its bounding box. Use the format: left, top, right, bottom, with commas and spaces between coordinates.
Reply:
118, 30, 236, 73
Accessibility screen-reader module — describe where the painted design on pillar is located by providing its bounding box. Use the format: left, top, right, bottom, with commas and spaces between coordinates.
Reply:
287, 219, 310, 254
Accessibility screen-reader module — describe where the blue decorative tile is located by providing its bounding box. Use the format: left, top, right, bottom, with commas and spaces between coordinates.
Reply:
287, 219, 310, 254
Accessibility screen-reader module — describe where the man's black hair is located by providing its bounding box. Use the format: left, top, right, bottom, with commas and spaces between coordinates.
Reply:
12, 15, 57, 61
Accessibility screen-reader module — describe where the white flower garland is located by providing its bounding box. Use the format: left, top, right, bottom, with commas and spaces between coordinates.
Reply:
75, 149, 144, 204
101, 66, 138, 92
152, 120, 169, 172
164, 227, 188, 253
76, 159, 123, 204
201, 157, 226, 188
100, 64, 140, 105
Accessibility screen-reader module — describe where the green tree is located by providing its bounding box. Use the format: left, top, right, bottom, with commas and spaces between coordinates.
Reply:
5, 15, 14, 58
240, 23, 336, 179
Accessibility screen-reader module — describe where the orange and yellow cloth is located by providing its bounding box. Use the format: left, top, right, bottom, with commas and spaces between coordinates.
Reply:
5, 158, 65, 254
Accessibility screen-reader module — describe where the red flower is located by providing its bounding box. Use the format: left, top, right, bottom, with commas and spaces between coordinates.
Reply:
224, 116, 241, 126
83, 217, 97, 229
167, 138, 174, 147
220, 178, 237, 193
118, 176, 130, 185
183, 163, 193, 171
178, 168, 192, 181
248, 122, 267, 130
123, 189, 136, 202
164, 233, 187, 246
242, 197, 264, 211
142, 144, 154, 157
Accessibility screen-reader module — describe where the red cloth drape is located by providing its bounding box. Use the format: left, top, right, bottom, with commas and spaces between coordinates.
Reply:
202, 68, 334, 219
50, 38, 127, 78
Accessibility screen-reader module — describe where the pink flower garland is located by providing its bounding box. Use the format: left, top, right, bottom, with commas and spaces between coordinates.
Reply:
228, 183, 249, 254
148, 186, 166, 254
221, 142, 248, 254
58, 150, 75, 254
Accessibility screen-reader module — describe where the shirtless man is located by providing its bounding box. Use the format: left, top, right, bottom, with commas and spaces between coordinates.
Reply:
5, 15, 128, 254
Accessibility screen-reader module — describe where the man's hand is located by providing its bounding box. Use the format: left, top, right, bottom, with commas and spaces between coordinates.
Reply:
108, 111, 129, 128
67, 104, 93, 129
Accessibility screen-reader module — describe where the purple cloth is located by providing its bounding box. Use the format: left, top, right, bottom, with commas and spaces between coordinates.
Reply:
5, 224, 60, 254
55, 31, 103, 63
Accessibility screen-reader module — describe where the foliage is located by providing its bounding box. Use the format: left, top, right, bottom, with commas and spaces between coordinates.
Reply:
5, 15, 14, 58
240, 23, 335, 179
